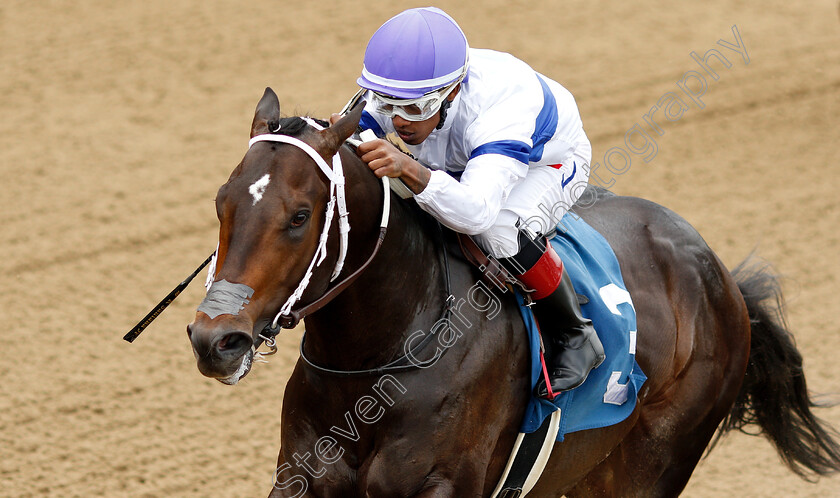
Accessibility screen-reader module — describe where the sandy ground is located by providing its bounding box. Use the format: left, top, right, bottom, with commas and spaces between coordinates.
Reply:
1, 0, 839, 496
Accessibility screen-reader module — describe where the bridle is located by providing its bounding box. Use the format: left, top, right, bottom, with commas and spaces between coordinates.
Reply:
121, 117, 454, 367
247, 119, 378, 328
238, 120, 454, 375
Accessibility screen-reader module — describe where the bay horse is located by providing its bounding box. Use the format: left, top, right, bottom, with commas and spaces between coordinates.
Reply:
187, 87, 840, 496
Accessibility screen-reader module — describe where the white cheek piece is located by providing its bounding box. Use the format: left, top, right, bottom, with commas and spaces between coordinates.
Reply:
244, 119, 390, 329
247, 119, 348, 326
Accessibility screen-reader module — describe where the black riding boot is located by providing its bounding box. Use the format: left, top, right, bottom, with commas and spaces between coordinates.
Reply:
532, 270, 605, 397
501, 230, 605, 399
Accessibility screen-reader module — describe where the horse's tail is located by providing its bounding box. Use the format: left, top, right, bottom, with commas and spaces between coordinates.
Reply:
714, 256, 840, 478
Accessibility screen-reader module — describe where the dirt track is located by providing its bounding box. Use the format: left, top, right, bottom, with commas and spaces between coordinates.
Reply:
2, 1, 839, 496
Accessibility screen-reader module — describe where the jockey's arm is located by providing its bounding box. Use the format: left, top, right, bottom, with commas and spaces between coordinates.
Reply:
355, 138, 431, 194
357, 139, 527, 235
415, 153, 528, 235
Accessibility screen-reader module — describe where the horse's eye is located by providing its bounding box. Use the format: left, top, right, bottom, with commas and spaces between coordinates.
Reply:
290, 211, 309, 228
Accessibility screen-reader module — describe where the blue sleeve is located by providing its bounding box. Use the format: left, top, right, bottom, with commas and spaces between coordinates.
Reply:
360, 110, 386, 138
470, 140, 532, 164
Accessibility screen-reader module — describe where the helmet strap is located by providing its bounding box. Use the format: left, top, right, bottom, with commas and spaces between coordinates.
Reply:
436, 97, 453, 130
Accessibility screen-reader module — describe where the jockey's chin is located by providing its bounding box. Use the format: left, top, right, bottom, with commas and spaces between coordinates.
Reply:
392, 114, 439, 145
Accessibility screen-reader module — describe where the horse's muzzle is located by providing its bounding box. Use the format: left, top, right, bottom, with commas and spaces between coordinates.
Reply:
187, 322, 255, 381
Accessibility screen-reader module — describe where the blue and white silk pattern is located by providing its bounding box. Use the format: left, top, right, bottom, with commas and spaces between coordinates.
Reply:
360, 48, 591, 251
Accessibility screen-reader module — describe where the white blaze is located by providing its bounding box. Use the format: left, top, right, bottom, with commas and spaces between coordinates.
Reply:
249, 174, 270, 205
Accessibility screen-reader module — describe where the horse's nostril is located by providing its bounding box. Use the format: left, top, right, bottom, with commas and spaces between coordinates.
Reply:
186, 324, 193, 339
216, 332, 251, 355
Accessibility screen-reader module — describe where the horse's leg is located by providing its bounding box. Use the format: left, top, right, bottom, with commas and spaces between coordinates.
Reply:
268, 446, 348, 498
567, 388, 739, 497
267, 451, 304, 498
567, 395, 736, 497
567, 283, 750, 496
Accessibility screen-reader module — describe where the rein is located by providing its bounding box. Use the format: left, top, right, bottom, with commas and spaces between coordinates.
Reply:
296, 221, 455, 377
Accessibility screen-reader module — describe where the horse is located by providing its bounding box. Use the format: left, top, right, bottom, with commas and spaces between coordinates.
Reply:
186, 87, 840, 497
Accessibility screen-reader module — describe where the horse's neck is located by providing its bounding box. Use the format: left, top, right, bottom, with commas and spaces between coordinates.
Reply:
301, 149, 450, 370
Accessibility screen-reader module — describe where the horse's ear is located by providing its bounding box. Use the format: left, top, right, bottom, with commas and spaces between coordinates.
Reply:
251, 87, 281, 138
317, 103, 364, 154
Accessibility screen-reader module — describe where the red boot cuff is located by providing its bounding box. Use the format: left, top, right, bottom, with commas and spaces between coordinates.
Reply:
517, 244, 564, 300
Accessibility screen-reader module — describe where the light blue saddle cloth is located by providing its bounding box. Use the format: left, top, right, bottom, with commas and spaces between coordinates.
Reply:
518, 214, 646, 441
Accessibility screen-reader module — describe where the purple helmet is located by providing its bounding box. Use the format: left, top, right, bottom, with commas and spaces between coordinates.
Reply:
358, 7, 469, 99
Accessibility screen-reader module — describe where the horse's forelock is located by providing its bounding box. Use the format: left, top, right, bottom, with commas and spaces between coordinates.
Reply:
231, 115, 333, 190
267, 116, 329, 137
229, 116, 316, 185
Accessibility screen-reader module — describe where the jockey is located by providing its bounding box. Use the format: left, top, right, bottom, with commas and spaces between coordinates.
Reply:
343, 7, 604, 397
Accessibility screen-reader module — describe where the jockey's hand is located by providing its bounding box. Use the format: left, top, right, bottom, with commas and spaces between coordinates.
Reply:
329, 113, 341, 125
357, 139, 430, 194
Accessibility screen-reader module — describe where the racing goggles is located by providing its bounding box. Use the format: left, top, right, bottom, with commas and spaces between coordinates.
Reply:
370, 77, 463, 122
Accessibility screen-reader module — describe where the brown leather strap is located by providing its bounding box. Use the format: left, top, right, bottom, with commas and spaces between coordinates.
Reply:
456, 233, 527, 293
277, 227, 387, 329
